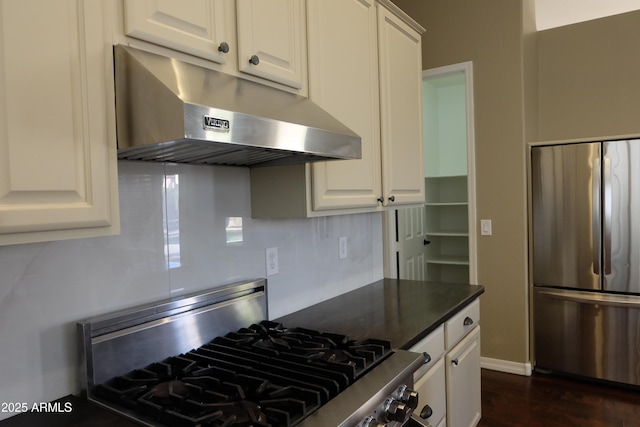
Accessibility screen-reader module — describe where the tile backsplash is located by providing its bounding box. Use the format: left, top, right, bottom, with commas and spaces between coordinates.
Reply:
0, 160, 383, 420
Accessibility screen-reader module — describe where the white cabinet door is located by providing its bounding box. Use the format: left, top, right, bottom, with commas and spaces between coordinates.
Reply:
413, 358, 446, 427
446, 326, 481, 427
123, 0, 234, 64
307, 0, 381, 210
236, 0, 305, 89
377, 3, 425, 206
0, 0, 119, 245
250, 1, 424, 218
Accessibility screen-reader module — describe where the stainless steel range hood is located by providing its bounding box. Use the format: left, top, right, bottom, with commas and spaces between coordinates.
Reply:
114, 45, 361, 167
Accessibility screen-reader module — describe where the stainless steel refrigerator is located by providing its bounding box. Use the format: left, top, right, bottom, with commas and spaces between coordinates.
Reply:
532, 139, 640, 386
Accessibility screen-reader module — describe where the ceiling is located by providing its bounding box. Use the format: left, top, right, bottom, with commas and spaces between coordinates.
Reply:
535, 0, 640, 30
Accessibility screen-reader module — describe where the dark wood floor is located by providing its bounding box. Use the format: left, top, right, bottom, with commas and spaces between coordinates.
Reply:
478, 369, 640, 427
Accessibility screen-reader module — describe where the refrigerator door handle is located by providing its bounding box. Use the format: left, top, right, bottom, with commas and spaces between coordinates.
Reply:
536, 288, 640, 308
592, 158, 601, 275
603, 156, 613, 275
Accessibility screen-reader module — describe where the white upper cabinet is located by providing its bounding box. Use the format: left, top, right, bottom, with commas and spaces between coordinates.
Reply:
122, 0, 306, 90
250, 0, 425, 217
0, 0, 119, 246
123, 0, 234, 65
378, 1, 425, 206
307, 0, 382, 211
236, 0, 305, 89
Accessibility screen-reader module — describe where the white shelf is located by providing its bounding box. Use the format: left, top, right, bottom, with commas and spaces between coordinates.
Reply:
427, 256, 469, 265
426, 231, 469, 237
425, 202, 468, 207
425, 174, 467, 179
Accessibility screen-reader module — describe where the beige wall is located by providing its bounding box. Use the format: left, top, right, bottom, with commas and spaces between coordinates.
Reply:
391, 0, 532, 364
538, 10, 640, 141
390, 1, 640, 367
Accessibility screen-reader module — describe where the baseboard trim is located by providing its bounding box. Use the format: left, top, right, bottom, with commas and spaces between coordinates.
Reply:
481, 357, 532, 376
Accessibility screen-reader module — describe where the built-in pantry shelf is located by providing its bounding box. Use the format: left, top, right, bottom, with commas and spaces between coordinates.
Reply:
426, 231, 469, 237
425, 202, 468, 206
427, 255, 469, 265
425, 175, 470, 283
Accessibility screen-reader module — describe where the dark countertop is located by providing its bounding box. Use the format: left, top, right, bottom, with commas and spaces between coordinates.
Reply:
276, 278, 484, 349
1, 278, 483, 426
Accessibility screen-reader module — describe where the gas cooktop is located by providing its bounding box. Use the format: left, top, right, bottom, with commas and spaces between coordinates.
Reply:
93, 321, 393, 426
78, 280, 423, 427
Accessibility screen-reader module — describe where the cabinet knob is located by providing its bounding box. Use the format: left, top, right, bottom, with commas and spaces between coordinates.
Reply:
424, 239, 431, 245
452, 358, 459, 366
422, 352, 431, 364
218, 42, 230, 53
388, 195, 395, 202
463, 316, 474, 326
377, 196, 384, 203
420, 404, 434, 419
249, 54, 260, 65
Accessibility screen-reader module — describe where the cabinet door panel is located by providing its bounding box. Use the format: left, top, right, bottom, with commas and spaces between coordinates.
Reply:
307, 0, 381, 210
446, 326, 481, 427
124, 0, 232, 64
0, 0, 118, 244
412, 358, 446, 427
378, 5, 425, 206
236, 0, 305, 89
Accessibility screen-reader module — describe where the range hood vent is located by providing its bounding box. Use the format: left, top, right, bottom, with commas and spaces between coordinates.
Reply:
114, 45, 361, 167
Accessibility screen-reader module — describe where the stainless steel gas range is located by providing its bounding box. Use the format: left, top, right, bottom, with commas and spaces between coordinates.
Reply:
78, 279, 425, 427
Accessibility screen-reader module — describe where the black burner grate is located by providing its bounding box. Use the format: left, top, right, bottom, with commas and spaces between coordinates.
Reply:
93, 321, 393, 427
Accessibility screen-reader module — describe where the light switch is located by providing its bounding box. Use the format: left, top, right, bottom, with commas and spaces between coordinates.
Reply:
480, 219, 492, 236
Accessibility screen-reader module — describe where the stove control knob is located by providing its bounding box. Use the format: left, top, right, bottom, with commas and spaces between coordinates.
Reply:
362, 416, 385, 427
383, 398, 410, 423
396, 385, 419, 409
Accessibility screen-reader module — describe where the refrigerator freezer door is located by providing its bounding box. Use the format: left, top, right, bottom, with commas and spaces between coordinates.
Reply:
534, 286, 640, 386
531, 143, 601, 290
603, 140, 640, 293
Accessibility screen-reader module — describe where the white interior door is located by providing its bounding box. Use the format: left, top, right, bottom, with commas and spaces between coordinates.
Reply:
397, 206, 428, 280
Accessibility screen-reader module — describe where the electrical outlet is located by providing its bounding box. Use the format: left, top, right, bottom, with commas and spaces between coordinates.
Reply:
339, 236, 348, 260
265, 247, 278, 276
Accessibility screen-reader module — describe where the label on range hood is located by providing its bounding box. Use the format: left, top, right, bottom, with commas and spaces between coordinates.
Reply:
203, 115, 230, 132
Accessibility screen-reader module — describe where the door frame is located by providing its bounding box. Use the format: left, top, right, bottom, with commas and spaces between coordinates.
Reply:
383, 61, 477, 284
